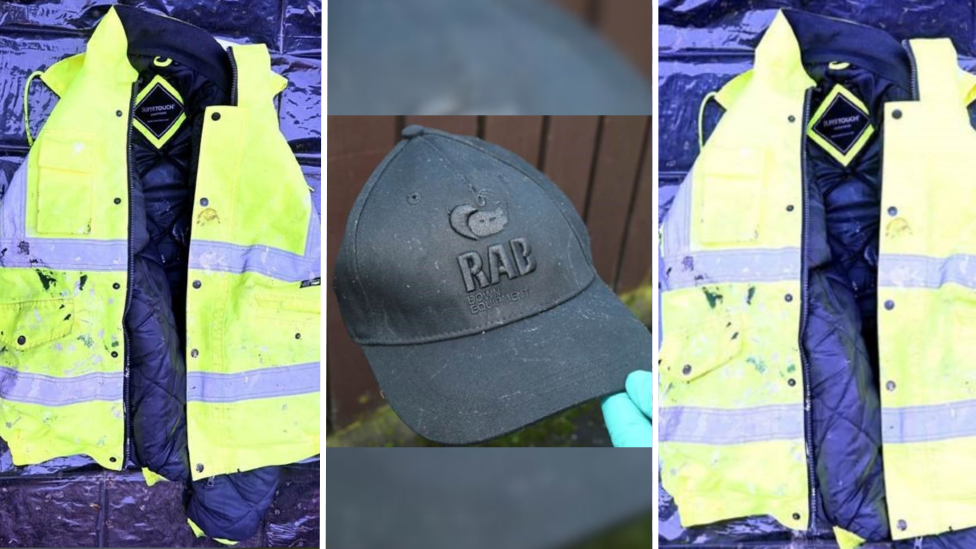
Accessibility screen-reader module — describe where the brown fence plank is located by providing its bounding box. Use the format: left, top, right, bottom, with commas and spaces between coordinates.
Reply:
585, 115, 649, 286
616, 119, 654, 291
541, 116, 600, 215
326, 115, 398, 429
405, 115, 479, 136
594, 0, 654, 85
548, 0, 594, 22
482, 116, 545, 167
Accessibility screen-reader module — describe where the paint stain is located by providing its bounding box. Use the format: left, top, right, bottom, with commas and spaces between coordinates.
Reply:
731, 332, 739, 340
747, 357, 767, 374
196, 208, 220, 226
76, 334, 94, 349
111, 341, 119, 348
63, 314, 72, 321
787, 364, 797, 373
17, 241, 29, 255
746, 286, 756, 305
682, 256, 695, 271
78, 274, 88, 291
35, 269, 57, 290
885, 218, 912, 239
702, 287, 724, 309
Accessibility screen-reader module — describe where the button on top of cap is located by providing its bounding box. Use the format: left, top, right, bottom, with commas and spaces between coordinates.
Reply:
401, 125, 426, 139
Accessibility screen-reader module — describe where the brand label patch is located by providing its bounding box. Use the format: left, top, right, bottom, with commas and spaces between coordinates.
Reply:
299, 277, 321, 288
807, 84, 874, 166
133, 74, 186, 149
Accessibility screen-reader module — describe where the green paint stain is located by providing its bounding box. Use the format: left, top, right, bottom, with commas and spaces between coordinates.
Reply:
746, 286, 756, 305
747, 357, 767, 374
76, 334, 94, 349
787, 364, 797, 373
702, 287, 724, 309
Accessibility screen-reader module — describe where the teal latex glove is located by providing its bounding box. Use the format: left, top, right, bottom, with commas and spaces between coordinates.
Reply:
601, 370, 653, 447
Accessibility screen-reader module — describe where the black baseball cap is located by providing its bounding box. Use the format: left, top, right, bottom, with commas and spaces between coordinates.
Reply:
333, 125, 653, 444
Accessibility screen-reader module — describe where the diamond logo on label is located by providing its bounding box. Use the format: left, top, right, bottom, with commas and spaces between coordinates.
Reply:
132, 74, 187, 149
807, 84, 875, 166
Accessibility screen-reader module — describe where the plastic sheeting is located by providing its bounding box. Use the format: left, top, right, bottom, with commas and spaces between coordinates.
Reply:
0, 1, 320, 547
658, 2, 976, 547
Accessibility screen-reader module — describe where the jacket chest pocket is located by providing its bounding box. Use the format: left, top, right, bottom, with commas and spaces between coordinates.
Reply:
248, 287, 320, 362
35, 132, 94, 235
696, 146, 766, 246
0, 298, 75, 352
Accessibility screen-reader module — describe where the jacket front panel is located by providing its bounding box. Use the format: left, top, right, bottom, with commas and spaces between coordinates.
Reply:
0, 10, 135, 470
878, 38, 976, 540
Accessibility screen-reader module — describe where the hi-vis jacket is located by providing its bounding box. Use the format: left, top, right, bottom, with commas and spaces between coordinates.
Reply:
661, 10, 976, 549
0, 6, 320, 543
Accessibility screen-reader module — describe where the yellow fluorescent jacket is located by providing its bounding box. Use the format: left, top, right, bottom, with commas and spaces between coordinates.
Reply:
660, 10, 976, 543
0, 7, 320, 481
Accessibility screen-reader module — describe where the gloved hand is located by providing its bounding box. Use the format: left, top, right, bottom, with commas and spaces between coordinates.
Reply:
601, 370, 653, 447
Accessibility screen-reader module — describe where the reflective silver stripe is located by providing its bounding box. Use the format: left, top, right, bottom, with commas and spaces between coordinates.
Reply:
662, 247, 801, 291
879, 253, 976, 289
883, 399, 976, 444
660, 403, 804, 444
1, 162, 27, 239
0, 366, 122, 406
189, 240, 320, 282
0, 238, 127, 271
187, 362, 320, 403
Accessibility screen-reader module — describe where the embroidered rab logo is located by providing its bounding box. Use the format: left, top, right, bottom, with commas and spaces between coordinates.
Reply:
449, 190, 508, 240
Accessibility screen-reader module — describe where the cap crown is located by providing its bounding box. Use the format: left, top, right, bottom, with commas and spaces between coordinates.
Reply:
335, 128, 595, 345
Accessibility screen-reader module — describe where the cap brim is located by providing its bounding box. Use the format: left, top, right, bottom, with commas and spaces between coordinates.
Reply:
361, 279, 652, 445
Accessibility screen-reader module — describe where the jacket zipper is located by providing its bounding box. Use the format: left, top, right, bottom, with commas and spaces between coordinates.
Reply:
121, 82, 137, 468
903, 40, 919, 101
798, 88, 817, 532
228, 48, 239, 106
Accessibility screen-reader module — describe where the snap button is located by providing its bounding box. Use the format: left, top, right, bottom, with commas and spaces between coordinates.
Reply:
897, 519, 907, 531
200, 198, 209, 207
116, 110, 123, 117
211, 112, 221, 121
888, 206, 898, 217
111, 351, 119, 358
109, 457, 118, 463
792, 512, 801, 521
784, 293, 794, 302
114, 198, 122, 205
196, 463, 204, 473
295, 333, 302, 340
788, 378, 796, 387
191, 349, 199, 358
788, 115, 796, 123
892, 109, 903, 119
886, 380, 896, 392
401, 124, 425, 138
192, 280, 202, 289
884, 300, 895, 310
16, 335, 26, 345
682, 364, 692, 376
112, 283, 121, 290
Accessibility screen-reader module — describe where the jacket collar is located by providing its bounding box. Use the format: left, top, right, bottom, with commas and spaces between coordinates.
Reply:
754, 10, 912, 96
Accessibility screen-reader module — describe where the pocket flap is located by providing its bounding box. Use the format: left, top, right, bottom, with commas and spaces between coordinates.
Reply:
660, 314, 743, 382
0, 298, 75, 351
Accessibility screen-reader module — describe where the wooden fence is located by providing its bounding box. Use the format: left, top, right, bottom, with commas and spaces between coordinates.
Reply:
327, 115, 654, 430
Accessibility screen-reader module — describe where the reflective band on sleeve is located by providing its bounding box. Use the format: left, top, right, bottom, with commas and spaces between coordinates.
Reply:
660, 403, 804, 444
186, 362, 319, 403
879, 253, 976, 289
662, 248, 802, 291
0, 366, 122, 406
188, 240, 319, 282
0, 238, 128, 271
883, 399, 976, 444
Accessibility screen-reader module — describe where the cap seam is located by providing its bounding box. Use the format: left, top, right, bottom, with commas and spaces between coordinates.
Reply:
354, 272, 596, 346
423, 130, 595, 271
